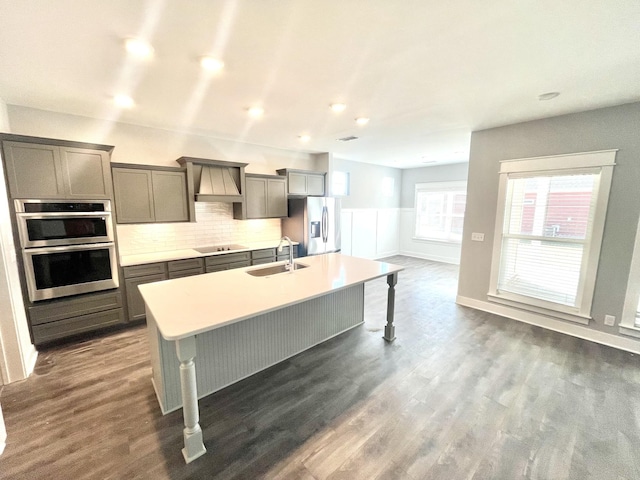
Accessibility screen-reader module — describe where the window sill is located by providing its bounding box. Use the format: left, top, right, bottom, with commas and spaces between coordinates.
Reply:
487, 293, 591, 325
411, 237, 461, 245
619, 324, 640, 339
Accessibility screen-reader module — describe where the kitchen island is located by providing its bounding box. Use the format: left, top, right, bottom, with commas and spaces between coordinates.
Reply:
139, 253, 403, 463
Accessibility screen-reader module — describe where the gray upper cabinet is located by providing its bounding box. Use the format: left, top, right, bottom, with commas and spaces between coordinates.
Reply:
60, 147, 112, 198
306, 173, 325, 196
3, 140, 112, 199
151, 170, 189, 222
276, 168, 326, 197
112, 165, 191, 224
112, 168, 154, 223
244, 174, 287, 219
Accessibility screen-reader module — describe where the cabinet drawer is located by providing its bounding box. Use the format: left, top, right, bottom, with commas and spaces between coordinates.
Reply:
168, 267, 204, 279
277, 245, 298, 261
251, 248, 276, 259
252, 257, 275, 266
123, 262, 168, 278
205, 264, 228, 273
228, 260, 251, 269
277, 245, 298, 256
29, 290, 123, 326
205, 252, 250, 267
32, 308, 125, 345
168, 258, 204, 273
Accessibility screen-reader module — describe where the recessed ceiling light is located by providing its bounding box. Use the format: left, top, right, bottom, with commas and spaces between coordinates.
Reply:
200, 56, 224, 72
124, 38, 154, 59
330, 103, 346, 113
298, 134, 311, 142
538, 92, 560, 101
355, 117, 369, 125
247, 106, 264, 118
113, 94, 134, 109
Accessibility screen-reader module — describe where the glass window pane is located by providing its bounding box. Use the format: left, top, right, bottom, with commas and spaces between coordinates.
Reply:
415, 189, 466, 241
505, 174, 596, 239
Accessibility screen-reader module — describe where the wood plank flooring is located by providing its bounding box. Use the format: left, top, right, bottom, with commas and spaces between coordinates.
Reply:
2, 255, 640, 479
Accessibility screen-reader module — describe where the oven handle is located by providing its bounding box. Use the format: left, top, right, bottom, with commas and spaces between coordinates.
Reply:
16, 211, 112, 218
23, 242, 116, 255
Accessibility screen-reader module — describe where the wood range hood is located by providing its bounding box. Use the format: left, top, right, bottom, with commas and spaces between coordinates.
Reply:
175, 157, 248, 204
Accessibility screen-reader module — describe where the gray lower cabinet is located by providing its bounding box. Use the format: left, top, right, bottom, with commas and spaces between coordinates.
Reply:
251, 248, 276, 265
277, 244, 298, 262
2, 140, 113, 199
168, 258, 204, 279
251, 245, 298, 265
28, 290, 124, 345
112, 165, 190, 224
122, 248, 296, 322
276, 169, 325, 197
205, 252, 251, 273
245, 175, 287, 219
123, 263, 168, 322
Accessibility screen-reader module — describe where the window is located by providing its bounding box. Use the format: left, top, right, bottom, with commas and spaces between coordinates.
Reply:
332, 171, 350, 196
620, 217, 640, 337
414, 181, 467, 242
488, 150, 616, 323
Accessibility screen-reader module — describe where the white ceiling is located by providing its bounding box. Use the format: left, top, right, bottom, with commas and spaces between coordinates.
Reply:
1, 0, 639, 168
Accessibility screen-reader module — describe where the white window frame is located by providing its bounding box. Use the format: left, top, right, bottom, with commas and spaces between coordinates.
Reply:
620, 216, 640, 338
413, 180, 467, 244
488, 150, 616, 324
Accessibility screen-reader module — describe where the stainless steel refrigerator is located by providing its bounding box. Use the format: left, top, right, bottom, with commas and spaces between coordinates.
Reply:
281, 197, 341, 256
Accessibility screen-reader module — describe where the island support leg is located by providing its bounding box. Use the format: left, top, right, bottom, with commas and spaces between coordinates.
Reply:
383, 272, 398, 342
176, 336, 206, 463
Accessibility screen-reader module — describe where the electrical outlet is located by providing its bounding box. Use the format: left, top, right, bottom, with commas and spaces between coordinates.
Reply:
471, 232, 485, 242
604, 314, 616, 326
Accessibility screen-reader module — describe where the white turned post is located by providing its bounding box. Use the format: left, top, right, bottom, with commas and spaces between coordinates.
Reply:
175, 336, 206, 463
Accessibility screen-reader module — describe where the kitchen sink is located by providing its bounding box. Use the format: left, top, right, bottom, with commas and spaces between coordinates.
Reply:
194, 244, 247, 254
246, 262, 308, 277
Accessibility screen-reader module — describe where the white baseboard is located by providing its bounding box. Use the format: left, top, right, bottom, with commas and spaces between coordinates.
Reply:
374, 250, 400, 259
399, 250, 460, 265
456, 295, 640, 354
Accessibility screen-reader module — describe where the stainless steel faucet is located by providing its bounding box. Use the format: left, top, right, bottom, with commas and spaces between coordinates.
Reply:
277, 236, 294, 271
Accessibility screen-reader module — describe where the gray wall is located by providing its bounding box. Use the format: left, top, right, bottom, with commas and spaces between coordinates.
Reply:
400, 162, 469, 208
458, 101, 640, 335
332, 157, 402, 209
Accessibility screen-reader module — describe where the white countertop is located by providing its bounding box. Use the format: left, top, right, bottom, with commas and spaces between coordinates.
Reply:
119, 240, 299, 267
139, 253, 403, 341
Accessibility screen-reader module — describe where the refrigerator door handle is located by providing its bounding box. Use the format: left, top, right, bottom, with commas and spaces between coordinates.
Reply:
321, 206, 328, 243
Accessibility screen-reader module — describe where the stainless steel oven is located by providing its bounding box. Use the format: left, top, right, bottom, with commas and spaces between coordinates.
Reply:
15, 199, 114, 248
16, 200, 119, 302
22, 242, 119, 302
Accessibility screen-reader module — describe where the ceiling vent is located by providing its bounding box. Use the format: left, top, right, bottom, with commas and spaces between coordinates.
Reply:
337, 136, 358, 142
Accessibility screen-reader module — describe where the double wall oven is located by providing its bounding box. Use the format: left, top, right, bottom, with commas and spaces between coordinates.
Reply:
15, 199, 119, 302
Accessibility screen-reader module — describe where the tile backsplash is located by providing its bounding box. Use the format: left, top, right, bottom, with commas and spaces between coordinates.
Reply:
116, 202, 282, 256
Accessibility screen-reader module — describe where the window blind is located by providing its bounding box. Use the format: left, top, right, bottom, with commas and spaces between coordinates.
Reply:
496, 173, 598, 307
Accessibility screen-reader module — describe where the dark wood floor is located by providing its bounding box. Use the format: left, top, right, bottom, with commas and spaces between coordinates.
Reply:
2, 255, 640, 479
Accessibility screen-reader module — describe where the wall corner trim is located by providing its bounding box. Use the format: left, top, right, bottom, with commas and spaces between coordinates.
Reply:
455, 295, 640, 355
24, 345, 38, 378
